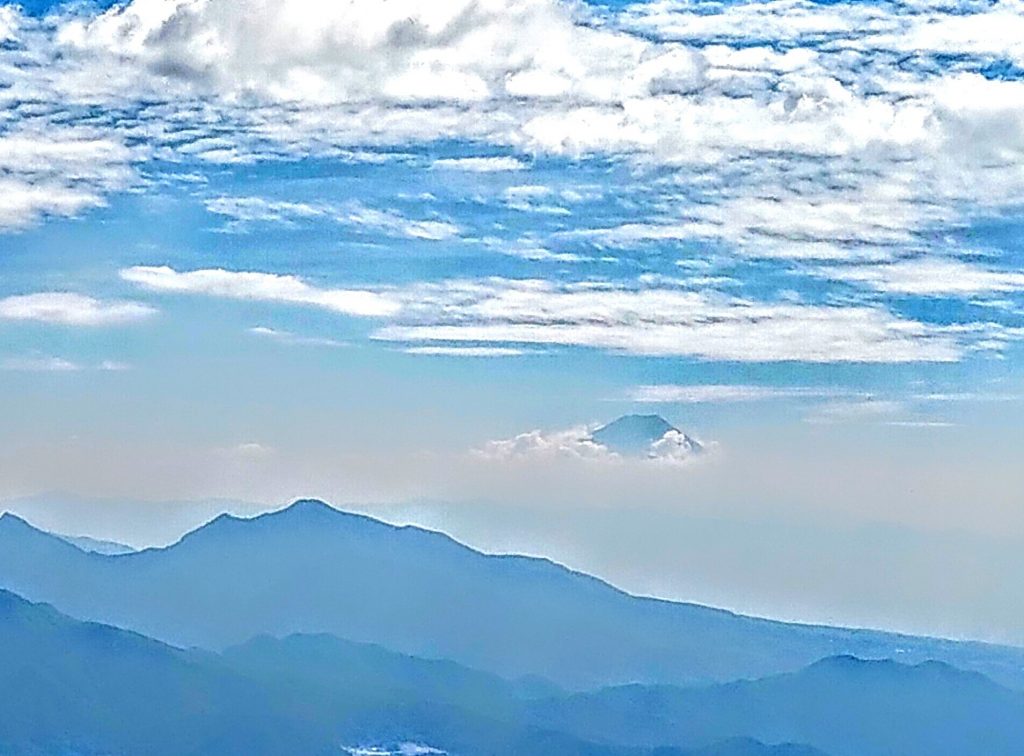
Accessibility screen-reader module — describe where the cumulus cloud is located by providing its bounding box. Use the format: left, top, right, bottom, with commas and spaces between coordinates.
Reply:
649, 429, 704, 463
475, 425, 612, 462
0, 293, 156, 326
475, 421, 706, 464
54, 0, 666, 105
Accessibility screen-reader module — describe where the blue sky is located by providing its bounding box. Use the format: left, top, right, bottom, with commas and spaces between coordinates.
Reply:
2, 0, 1024, 641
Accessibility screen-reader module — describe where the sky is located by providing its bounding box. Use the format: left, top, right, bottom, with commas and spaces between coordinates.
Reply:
1, 0, 1023, 644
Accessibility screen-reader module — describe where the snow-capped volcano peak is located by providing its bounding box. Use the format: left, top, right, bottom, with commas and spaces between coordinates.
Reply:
589, 415, 703, 459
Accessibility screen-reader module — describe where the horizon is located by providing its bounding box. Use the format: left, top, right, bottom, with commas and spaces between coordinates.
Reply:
2, 491, 1021, 651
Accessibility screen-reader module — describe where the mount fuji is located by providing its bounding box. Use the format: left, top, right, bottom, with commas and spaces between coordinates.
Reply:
589, 414, 703, 459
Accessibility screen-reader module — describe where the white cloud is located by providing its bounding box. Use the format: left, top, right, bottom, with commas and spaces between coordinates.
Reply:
432, 156, 527, 172
620, 0, 886, 44
98, 360, 132, 371
213, 441, 275, 459
248, 325, 348, 348
121, 266, 399, 317
376, 278, 962, 363
0, 127, 136, 230
0, 6, 20, 42
649, 429, 704, 463
866, 0, 1024, 66
114, 262, 1018, 363
338, 202, 460, 241
627, 384, 851, 404
474, 425, 617, 462
821, 258, 1024, 296
3, 0, 1023, 267
475, 421, 705, 464
0, 356, 133, 372
55, 0, 663, 105
0, 293, 156, 326
205, 196, 459, 239
204, 196, 322, 229
0, 356, 83, 372
805, 399, 909, 425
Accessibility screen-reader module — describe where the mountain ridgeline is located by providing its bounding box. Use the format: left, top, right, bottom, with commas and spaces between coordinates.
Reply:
2, 500, 1024, 755
1, 499, 1023, 691
2, 588, 1023, 755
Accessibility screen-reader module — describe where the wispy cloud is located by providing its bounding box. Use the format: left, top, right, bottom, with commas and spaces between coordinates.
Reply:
121, 266, 398, 318
248, 326, 348, 348
1, 356, 82, 372
627, 384, 855, 404
205, 196, 459, 239
374, 278, 962, 363
0, 293, 156, 327
117, 265, 986, 363
1, 356, 132, 372
820, 259, 1024, 296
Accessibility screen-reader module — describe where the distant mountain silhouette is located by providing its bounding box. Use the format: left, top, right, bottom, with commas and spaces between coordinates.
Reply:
57, 532, 137, 555
1, 502, 1024, 691
530, 654, 1024, 756
0, 589, 824, 756
590, 414, 703, 457
0, 588, 331, 755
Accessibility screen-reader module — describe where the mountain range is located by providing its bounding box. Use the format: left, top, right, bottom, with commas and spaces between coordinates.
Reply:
4, 587, 1024, 755
1, 499, 1023, 693
0, 588, 825, 756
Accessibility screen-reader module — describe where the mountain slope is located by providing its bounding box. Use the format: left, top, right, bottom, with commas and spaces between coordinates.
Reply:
0, 589, 818, 756
529, 655, 1024, 756
0, 589, 332, 756
1, 501, 1023, 690
590, 414, 702, 457
58, 533, 137, 555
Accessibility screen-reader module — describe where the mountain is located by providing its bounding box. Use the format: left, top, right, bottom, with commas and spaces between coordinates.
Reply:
1, 502, 1024, 691
0, 588, 331, 756
590, 415, 703, 457
529, 655, 1024, 756
6, 585, 1019, 755
0, 589, 819, 756
57, 533, 137, 555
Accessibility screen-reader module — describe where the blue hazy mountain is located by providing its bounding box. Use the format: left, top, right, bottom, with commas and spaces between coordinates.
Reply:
529, 655, 1024, 756
0, 589, 823, 756
57, 532, 137, 555
0, 588, 333, 755
1, 502, 1024, 691
590, 414, 703, 457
